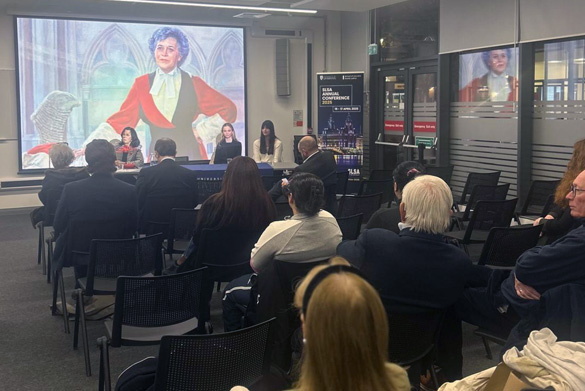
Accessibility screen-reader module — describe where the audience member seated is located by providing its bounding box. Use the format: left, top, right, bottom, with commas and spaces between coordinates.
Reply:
30, 143, 89, 227
252, 119, 282, 164
110, 126, 144, 169
532, 138, 585, 243
135, 137, 198, 231
268, 136, 337, 214
52, 139, 138, 272
338, 175, 472, 381
210, 122, 242, 164
222, 173, 341, 331
174, 156, 276, 272
442, 168, 585, 380
366, 161, 425, 233
290, 257, 410, 391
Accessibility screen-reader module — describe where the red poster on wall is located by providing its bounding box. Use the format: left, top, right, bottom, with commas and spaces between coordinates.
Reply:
413, 121, 436, 132
384, 120, 404, 131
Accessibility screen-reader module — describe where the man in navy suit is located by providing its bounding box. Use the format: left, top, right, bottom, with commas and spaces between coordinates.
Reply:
135, 138, 198, 230
52, 139, 138, 271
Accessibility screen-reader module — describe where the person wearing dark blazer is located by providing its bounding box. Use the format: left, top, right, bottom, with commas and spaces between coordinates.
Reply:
268, 136, 337, 213
135, 138, 198, 228
52, 140, 138, 271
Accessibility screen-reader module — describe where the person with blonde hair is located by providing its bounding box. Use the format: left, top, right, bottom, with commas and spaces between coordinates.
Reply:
533, 138, 585, 243
338, 175, 471, 381
292, 257, 410, 391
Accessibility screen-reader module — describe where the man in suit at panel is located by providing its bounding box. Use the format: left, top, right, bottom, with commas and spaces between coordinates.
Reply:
269, 136, 337, 213
52, 139, 138, 272
135, 138, 198, 230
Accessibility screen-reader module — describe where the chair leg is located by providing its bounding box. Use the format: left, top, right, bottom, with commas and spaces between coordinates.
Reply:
481, 336, 493, 360
40, 226, 47, 275
98, 336, 111, 391
74, 289, 91, 376
430, 364, 440, 389
46, 238, 53, 284
37, 223, 43, 265
58, 270, 70, 334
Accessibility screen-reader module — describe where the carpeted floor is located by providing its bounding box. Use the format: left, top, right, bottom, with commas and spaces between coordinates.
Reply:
0, 209, 495, 390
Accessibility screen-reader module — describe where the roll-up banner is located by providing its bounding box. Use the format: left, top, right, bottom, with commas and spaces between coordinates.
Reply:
317, 72, 364, 179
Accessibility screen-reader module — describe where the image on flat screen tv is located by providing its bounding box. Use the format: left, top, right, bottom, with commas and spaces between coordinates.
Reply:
16, 17, 245, 171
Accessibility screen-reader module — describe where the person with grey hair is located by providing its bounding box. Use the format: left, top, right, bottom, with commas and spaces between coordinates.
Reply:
52, 139, 137, 271
30, 143, 89, 227
337, 175, 472, 381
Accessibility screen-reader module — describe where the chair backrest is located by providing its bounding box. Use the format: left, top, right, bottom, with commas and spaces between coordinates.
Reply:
541, 194, 556, 217
459, 171, 501, 204
262, 175, 280, 192
255, 259, 325, 370
194, 227, 263, 282
478, 225, 542, 267
338, 193, 383, 224
85, 233, 164, 295
358, 179, 394, 205
520, 180, 560, 215
275, 200, 292, 220
463, 198, 518, 242
335, 170, 349, 196
166, 208, 198, 254
425, 165, 455, 185
65, 218, 135, 268
110, 268, 206, 347
196, 179, 223, 204
154, 318, 275, 391
369, 169, 394, 181
387, 310, 444, 366
336, 213, 363, 240
462, 183, 510, 220
141, 192, 198, 236
44, 187, 65, 226
175, 156, 189, 162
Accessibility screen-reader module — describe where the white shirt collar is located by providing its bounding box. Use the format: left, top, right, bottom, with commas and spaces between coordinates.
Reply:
149, 67, 180, 97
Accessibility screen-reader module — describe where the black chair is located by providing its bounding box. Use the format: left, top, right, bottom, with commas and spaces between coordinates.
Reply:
541, 194, 556, 218
188, 227, 264, 332
358, 179, 394, 206
163, 208, 198, 262
386, 310, 445, 389
37, 187, 62, 278
425, 165, 455, 185
515, 180, 559, 223
73, 233, 164, 376
453, 183, 510, 229
275, 200, 292, 220
457, 171, 501, 207
97, 268, 206, 390
262, 175, 280, 192
52, 218, 135, 334
478, 225, 543, 268
150, 318, 275, 391
140, 192, 198, 237
335, 170, 350, 197
175, 155, 189, 162
446, 198, 518, 255
196, 179, 223, 204
336, 213, 363, 240
369, 169, 394, 181
254, 260, 325, 371
337, 193, 383, 224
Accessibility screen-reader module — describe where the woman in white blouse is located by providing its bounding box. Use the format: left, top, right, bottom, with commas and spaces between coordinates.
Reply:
252, 120, 283, 164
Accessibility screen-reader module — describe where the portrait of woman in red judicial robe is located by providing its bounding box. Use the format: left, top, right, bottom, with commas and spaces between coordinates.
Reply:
97, 27, 237, 160
459, 48, 518, 102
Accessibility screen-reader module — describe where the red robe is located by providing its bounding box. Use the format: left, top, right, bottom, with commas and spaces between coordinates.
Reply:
459, 74, 518, 102
106, 71, 237, 160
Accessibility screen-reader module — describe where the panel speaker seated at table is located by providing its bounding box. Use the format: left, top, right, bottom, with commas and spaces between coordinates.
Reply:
210, 123, 242, 164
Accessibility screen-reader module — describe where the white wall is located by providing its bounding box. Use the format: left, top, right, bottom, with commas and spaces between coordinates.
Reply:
0, 1, 341, 209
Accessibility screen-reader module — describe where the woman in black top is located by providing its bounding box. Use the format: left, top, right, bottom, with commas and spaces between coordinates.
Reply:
211, 123, 242, 164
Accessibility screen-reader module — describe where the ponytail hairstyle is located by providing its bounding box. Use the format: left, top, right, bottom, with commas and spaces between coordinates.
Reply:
287, 172, 324, 216
392, 161, 426, 193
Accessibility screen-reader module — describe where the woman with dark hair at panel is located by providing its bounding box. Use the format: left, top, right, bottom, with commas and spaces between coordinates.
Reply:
291, 257, 410, 391
251, 172, 342, 273
533, 138, 585, 243
110, 126, 144, 169
30, 143, 89, 227
210, 122, 242, 164
366, 161, 426, 233
173, 156, 276, 271
252, 120, 283, 164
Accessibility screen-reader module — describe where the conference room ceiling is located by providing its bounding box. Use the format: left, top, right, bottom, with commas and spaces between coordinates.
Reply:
179, 0, 407, 12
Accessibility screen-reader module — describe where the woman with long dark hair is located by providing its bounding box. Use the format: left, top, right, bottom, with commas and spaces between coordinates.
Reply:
110, 126, 144, 168
174, 156, 276, 270
252, 120, 283, 164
